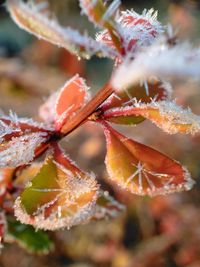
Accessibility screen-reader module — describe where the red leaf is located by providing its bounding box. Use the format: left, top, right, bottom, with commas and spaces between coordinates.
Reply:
102, 122, 195, 196
101, 79, 171, 111
0, 113, 51, 168
0, 115, 51, 142
55, 75, 90, 128
97, 8, 163, 56
40, 75, 90, 130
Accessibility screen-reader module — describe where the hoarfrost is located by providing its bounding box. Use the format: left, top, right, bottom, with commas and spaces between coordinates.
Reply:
14, 197, 96, 231
0, 132, 48, 167
0, 119, 20, 142
136, 100, 200, 135
14, 160, 99, 230
97, 8, 163, 57
112, 42, 200, 90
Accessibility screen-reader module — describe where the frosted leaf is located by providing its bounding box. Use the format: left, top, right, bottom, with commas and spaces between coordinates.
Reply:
7, 0, 117, 59
39, 75, 91, 129
142, 100, 200, 134
15, 197, 96, 231
55, 75, 91, 130
0, 132, 48, 167
0, 119, 20, 143
0, 112, 53, 140
103, 122, 195, 196
14, 150, 99, 230
97, 8, 163, 57
109, 100, 200, 135
101, 78, 172, 112
112, 42, 200, 90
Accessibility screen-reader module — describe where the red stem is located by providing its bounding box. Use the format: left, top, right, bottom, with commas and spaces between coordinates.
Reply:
60, 81, 114, 135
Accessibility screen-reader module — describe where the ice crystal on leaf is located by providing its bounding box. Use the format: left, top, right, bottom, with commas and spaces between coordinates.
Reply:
0, 113, 51, 168
97, 8, 163, 58
112, 42, 200, 90
101, 78, 172, 111
102, 122, 195, 196
14, 146, 99, 230
103, 100, 200, 134
129, 100, 200, 135
0, 132, 48, 168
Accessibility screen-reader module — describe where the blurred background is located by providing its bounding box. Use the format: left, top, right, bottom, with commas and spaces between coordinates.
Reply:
0, 0, 200, 267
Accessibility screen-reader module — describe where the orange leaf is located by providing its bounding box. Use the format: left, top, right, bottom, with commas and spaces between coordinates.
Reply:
55, 75, 90, 129
105, 101, 200, 134
40, 75, 90, 130
101, 79, 171, 111
103, 122, 195, 196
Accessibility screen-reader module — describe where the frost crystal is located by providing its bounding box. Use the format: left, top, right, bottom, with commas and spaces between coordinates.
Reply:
136, 100, 200, 135
122, 162, 195, 197
0, 112, 53, 134
0, 132, 48, 167
14, 197, 96, 231
112, 42, 200, 90
0, 119, 20, 143
97, 8, 163, 57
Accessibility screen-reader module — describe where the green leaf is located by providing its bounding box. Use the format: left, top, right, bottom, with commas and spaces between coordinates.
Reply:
14, 147, 99, 231
20, 157, 59, 215
7, 217, 54, 254
104, 111, 145, 125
